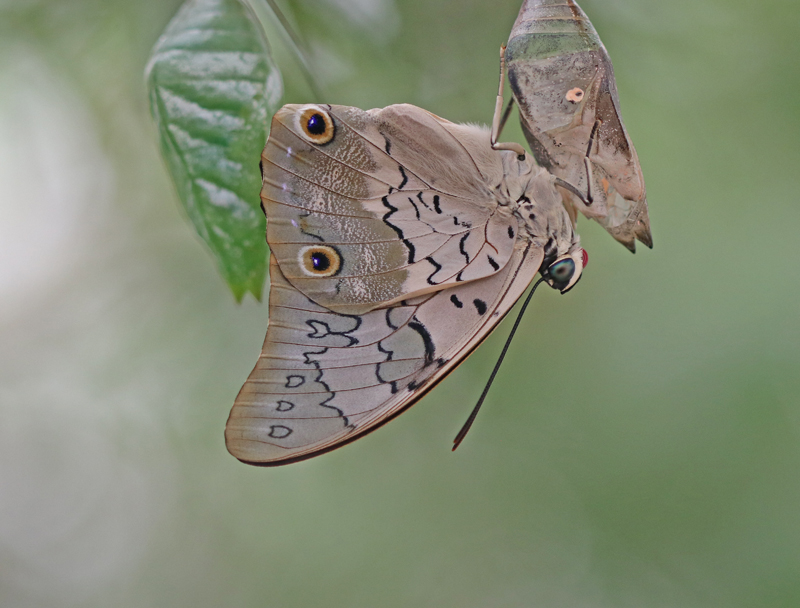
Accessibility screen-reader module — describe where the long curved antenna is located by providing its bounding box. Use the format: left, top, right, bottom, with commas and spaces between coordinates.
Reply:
453, 277, 545, 450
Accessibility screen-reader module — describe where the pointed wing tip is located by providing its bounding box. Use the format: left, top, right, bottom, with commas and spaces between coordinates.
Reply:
225, 436, 289, 467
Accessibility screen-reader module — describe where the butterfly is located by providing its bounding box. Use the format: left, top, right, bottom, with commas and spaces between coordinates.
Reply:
504, 0, 652, 252
224, 1, 649, 467
225, 102, 590, 466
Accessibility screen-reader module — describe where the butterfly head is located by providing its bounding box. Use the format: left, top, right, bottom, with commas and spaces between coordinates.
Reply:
542, 247, 588, 294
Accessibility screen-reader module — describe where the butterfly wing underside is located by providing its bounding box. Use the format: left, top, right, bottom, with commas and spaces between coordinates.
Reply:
225, 243, 543, 465
262, 104, 520, 314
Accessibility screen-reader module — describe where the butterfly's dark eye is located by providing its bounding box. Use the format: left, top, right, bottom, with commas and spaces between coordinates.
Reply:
299, 245, 341, 277
298, 106, 335, 145
546, 258, 575, 287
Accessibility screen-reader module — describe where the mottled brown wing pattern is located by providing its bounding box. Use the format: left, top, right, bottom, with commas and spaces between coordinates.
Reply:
263, 104, 518, 315
225, 243, 543, 465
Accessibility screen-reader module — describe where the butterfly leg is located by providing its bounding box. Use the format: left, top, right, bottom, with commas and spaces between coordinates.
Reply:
553, 119, 603, 208
554, 177, 591, 206
582, 119, 603, 206
498, 98, 515, 142
491, 45, 526, 159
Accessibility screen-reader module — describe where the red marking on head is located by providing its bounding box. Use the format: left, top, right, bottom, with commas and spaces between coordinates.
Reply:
581, 249, 589, 268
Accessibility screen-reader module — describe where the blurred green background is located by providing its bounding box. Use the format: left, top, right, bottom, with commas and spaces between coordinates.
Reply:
1, 0, 799, 606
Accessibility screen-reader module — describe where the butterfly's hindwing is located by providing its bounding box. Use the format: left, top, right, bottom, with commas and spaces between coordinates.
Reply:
225, 243, 544, 465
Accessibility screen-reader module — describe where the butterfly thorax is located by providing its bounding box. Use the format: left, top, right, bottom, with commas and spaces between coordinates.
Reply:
499, 151, 581, 263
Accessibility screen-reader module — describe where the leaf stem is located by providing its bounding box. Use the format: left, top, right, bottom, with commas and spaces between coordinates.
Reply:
245, 0, 324, 100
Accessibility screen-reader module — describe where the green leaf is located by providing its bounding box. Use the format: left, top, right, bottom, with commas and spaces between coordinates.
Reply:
146, 0, 283, 301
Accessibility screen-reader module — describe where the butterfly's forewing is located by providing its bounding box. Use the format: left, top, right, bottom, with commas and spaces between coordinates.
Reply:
505, 0, 652, 251
225, 241, 543, 465
263, 104, 519, 315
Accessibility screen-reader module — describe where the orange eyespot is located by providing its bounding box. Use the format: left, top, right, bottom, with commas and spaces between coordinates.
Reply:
298, 245, 341, 277
297, 105, 335, 145
566, 87, 585, 103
